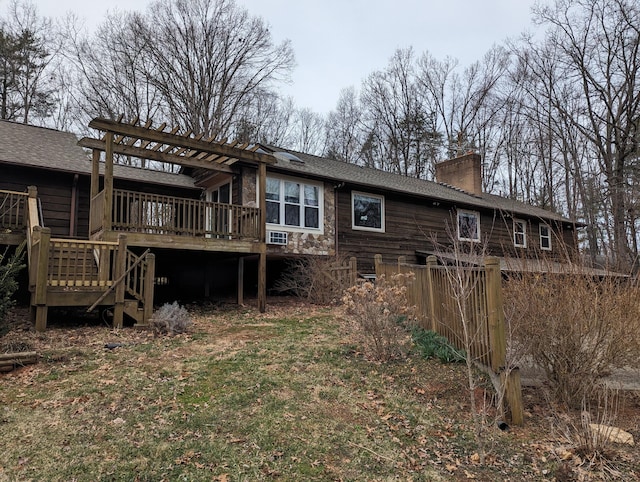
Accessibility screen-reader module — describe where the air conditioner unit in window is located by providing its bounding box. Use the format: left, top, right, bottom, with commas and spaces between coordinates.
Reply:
267, 230, 288, 245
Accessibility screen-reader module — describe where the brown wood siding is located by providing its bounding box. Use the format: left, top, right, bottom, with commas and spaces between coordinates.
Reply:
1, 164, 202, 239
1, 165, 77, 237
336, 187, 578, 272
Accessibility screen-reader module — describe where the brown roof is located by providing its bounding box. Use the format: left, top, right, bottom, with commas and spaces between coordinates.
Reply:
0, 120, 196, 189
263, 146, 578, 226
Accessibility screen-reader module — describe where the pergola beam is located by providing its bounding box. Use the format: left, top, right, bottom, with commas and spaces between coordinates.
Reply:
88, 117, 275, 165
78, 137, 234, 174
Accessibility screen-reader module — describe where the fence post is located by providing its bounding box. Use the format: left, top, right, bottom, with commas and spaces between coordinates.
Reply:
484, 256, 523, 426
33, 226, 50, 332
374, 254, 382, 278
501, 367, 524, 426
113, 234, 127, 328
484, 257, 506, 372
426, 255, 438, 332
349, 257, 357, 285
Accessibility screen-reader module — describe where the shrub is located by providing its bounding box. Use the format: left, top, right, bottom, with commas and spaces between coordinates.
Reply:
274, 256, 356, 305
504, 268, 640, 408
341, 272, 415, 361
150, 301, 192, 335
0, 243, 25, 326
412, 327, 466, 363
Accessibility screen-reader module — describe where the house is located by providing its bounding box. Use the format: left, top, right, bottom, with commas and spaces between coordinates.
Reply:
1, 118, 580, 330
255, 146, 579, 272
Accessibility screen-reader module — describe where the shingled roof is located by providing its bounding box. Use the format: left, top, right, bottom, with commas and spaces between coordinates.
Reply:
0, 120, 196, 189
263, 146, 577, 225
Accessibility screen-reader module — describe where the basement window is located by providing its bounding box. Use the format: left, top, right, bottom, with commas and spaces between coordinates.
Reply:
457, 209, 480, 242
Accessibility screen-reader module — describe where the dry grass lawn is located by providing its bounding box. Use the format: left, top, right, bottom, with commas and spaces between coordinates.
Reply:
1, 299, 638, 481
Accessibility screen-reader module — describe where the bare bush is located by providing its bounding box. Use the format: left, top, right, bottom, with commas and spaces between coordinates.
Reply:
552, 389, 624, 475
341, 272, 415, 361
150, 301, 192, 335
274, 256, 356, 305
504, 267, 640, 408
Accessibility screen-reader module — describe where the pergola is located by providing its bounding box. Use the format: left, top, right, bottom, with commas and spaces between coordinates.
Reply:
78, 116, 276, 311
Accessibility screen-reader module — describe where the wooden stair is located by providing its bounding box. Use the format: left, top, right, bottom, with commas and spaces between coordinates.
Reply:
27, 225, 155, 331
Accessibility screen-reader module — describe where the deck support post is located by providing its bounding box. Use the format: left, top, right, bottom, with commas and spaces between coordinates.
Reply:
33, 226, 50, 332
257, 162, 267, 313
113, 234, 127, 328
142, 253, 155, 325
237, 256, 244, 306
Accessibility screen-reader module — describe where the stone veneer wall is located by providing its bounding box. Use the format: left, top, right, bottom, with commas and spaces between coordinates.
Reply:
281, 183, 335, 256
242, 167, 335, 256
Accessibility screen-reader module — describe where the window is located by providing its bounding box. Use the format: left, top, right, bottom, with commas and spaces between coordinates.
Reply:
539, 224, 552, 250
352, 192, 384, 232
513, 219, 527, 248
266, 177, 321, 230
457, 209, 480, 242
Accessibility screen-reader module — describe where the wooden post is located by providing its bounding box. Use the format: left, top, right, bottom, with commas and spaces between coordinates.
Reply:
103, 132, 114, 232
426, 255, 438, 332
257, 162, 267, 313
398, 255, 406, 271
112, 234, 127, 328
484, 257, 506, 372
90, 149, 100, 199
237, 256, 245, 306
374, 254, 382, 278
33, 227, 50, 332
500, 367, 524, 426
142, 253, 155, 325
90, 149, 100, 235
349, 256, 357, 285
26, 186, 38, 263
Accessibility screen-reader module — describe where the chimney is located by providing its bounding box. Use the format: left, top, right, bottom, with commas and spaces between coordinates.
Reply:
434, 152, 482, 195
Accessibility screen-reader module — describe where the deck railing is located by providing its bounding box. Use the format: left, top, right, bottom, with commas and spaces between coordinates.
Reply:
107, 189, 260, 240
0, 189, 28, 232
47, 238, 119, 288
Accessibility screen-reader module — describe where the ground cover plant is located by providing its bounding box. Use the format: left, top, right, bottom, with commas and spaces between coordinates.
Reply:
0, 300, 638, 481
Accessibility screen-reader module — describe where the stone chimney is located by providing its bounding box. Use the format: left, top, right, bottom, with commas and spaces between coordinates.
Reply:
434, 152, 482, 195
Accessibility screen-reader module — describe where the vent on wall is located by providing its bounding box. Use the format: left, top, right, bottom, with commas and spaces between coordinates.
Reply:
267, 230, 288, 245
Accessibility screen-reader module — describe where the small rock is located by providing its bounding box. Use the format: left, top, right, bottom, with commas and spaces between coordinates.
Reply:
589, 423, 635, 445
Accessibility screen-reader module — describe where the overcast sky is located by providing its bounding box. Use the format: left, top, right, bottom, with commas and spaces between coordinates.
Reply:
7, 0, 540, 115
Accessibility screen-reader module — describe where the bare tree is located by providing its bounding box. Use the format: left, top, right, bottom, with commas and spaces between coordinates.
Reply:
532, 0, 640, 270
289, 107, 325, 155
324, 86, 363, 163
361, 47, 441, 178
417, 46, 509, 159
0, 0, 58, 124
64, 0, 295, 140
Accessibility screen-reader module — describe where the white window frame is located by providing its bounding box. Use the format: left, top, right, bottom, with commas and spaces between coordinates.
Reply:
265, 175, 324, 234
457, 209, 481, 242
513, 219, 527, 248
351, 191, 385, 232
539, 223, 552, 251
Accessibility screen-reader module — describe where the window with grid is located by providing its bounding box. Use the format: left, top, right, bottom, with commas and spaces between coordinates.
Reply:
266, 177, 320, 230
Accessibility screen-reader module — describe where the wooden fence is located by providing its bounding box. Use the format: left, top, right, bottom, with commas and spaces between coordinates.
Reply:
374, 254, 523, 425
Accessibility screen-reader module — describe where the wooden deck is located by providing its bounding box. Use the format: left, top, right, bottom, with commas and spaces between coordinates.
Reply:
90, 189, 263, 252
2, 188, 155, 332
